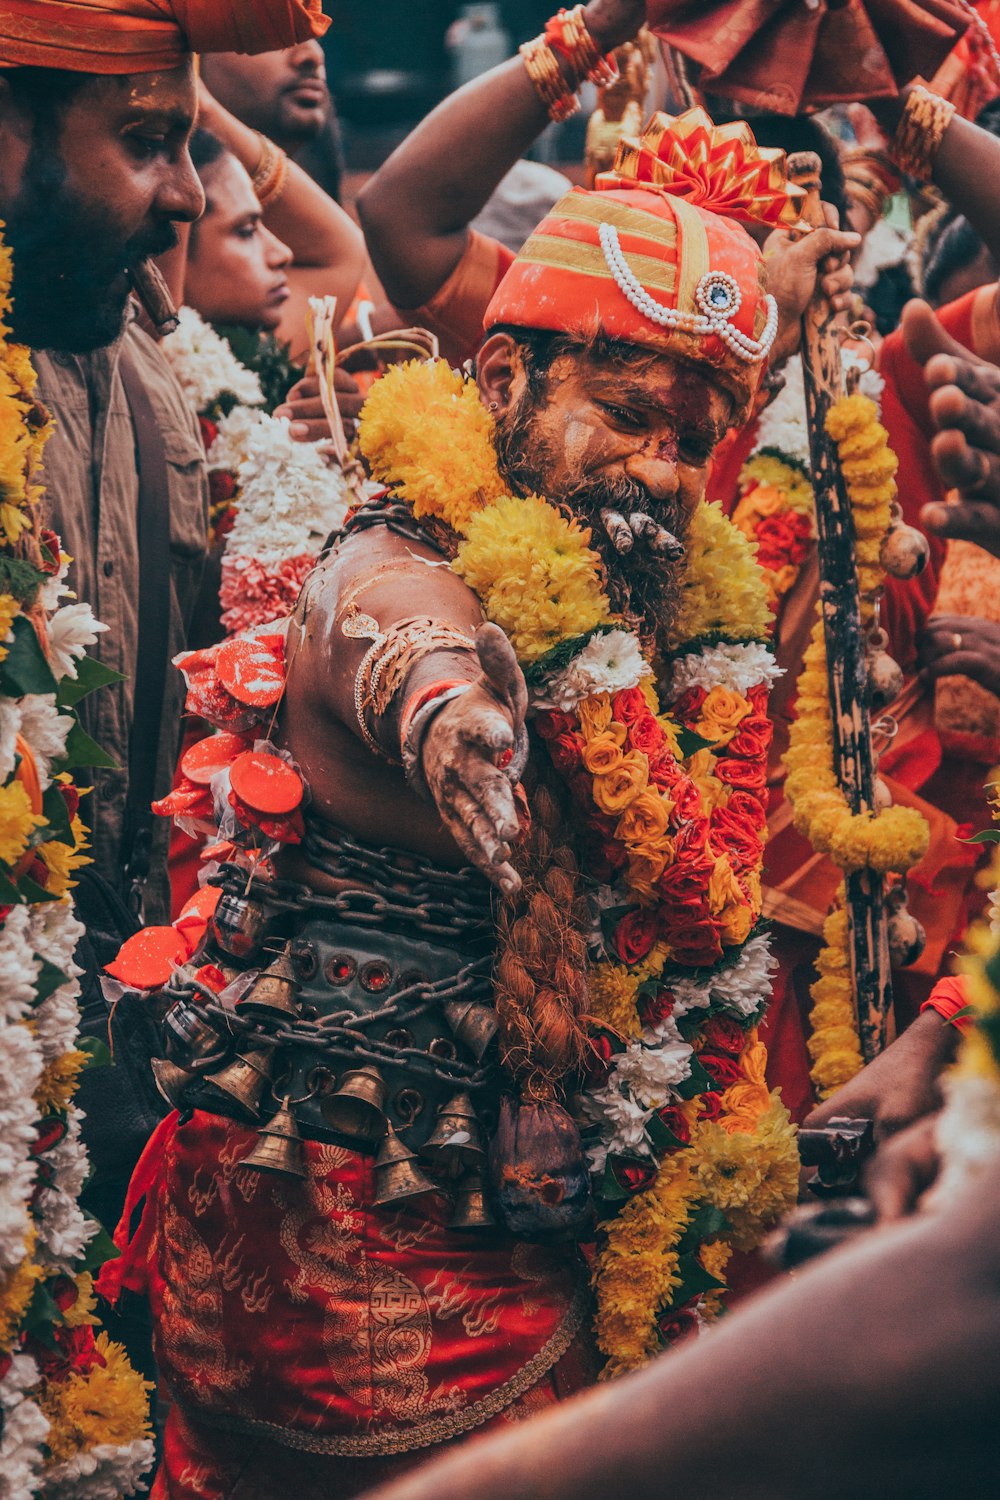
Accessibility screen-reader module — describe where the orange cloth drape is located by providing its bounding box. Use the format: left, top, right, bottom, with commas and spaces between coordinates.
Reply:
0, 0, 328, 73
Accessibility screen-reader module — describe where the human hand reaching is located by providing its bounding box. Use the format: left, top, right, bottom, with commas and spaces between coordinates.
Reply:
420, 625, 528, 898
903, 298, 1000, 558
583, 0, 647, 49
764, 209, 861, 362
803, 1009, 956, 1143
920, 613, 1000, 699
274, 368, 365, 444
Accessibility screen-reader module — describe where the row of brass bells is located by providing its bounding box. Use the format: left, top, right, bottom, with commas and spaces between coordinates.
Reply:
421, 1090, 485, 1176
881, 503, 930, 581
322, 1064, 387, 1144
373, 1124, 448, 1218
442, 1000, 498, 1062
240, 1095, 307, 1179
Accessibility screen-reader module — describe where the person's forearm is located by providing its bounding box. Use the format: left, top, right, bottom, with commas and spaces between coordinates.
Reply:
358, 1, 642, 309
875, 88, 1000, 267
366, 1177, 1000, 1500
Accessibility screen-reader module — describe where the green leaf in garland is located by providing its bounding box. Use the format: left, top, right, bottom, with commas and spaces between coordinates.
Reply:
676, 724, 717, 758
674, 1056, 715, 1100
598, 1159, 631, 1204
79, 1218, 121, 1273
0, 553, 45, 606
17, 872, 58, 905
32, 957, 69, 1005
60, 719, 119, 771
673, 1251, 728, 1302
0, 867, 22, 904
78, 1035, 113, 1070
22, 1280, 63, 1343
959, 828, 1000, 844
57, 654, 125, 708
0, 614, 59, 696
645, 1110, 690, 1154
41, 782, 73, 845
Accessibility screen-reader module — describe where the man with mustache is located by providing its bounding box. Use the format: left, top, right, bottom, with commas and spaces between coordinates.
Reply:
105, 13, 851, 1495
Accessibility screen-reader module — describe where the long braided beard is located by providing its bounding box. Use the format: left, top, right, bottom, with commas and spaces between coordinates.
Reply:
493, 400, 687, 646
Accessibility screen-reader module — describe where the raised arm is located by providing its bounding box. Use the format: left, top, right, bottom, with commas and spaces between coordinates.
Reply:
356, 1, 646, 310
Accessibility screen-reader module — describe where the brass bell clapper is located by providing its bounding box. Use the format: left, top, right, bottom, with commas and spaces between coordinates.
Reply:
372, 1124, 449, 1221
240, 1094, 307, 1179
321, 1064, 388, 1145
421, 1091, 486, 1177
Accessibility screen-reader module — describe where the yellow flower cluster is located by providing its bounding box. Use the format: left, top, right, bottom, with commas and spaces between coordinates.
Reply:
0, 777, 46, 869
785, 390, 925, 1093
0, 1238, 41, 1351
807, 888, 865, 1096
358, 358, 505, 531
587, 962, 642, 1039
455, 495, 612, 662
39, 1333, 153, 1464
35, 1048, 87, 1116
824, 393, 896, 613
784, 621, 928, 874
0, 590, 17, 661
38, 811, 91, 899
664, 499, 774, 650
593, 1152, 698, 1378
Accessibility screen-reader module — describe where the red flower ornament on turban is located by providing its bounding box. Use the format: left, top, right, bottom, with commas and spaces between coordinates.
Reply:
484, 107, 808, 416
0, 0, 329, 73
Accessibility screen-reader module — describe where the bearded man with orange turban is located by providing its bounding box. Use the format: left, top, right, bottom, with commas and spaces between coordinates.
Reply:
99, 10, 854, 1499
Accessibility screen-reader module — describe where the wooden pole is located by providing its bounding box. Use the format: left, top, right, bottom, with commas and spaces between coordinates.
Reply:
787, 152, 892, 1063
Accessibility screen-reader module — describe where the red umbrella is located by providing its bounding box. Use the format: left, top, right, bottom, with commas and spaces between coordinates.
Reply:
647, 0, 974, 114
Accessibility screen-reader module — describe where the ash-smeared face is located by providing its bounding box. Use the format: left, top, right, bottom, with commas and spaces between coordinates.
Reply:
492, 343, 733, 637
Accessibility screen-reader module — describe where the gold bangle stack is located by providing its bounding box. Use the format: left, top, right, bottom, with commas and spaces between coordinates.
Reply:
549, 4, 618, 86
842, 148, 901, 225
889, 84, 956, 183
252, 130, 291, 208
520, 34, 578, 123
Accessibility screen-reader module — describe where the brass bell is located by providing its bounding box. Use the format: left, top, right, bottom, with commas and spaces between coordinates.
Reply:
448, 1170, 495, 1230
421, 1091, 485, 1175
151, 1057, 194, 1109
240, 1096, 307, 1179
443, 999, 498, 1061
202, 1046, 274, 1120
881, 522, 930, 580
238, 941, 301, 1022
321, 1064, 387, 1143
210, 892, 267, 959
373, 1125, 448, 1217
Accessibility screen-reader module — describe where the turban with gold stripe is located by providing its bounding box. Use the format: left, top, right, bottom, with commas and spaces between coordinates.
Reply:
485, 109, 807, 414
0, 0, 329, 73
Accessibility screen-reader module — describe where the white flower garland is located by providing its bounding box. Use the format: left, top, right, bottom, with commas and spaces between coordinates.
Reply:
669, 640, 783, 698
0, 1355, 48, 1500
160, 307, 264, 412
532, 629, 652, 712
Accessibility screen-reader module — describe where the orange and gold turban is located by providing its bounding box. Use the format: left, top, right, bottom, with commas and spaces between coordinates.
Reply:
485, 108, 808, 413
0, 0, 329, 73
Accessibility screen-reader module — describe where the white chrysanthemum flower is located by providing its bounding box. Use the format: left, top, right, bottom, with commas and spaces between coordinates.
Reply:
39, 553, 74, 613
755, 354, 810, 467
16, 694, 73, 788
161, 306, 264, 412
584, 1086, 653, 1165
36, 1113, 92, 1269
669, 640, 782, 699
608, 1034, 694, 1109
0, 698, 20, 782
34, 984, 80, 1063
28, 902, 84, 977
531, 629, 652, 711
0, 906, 40, 1021
224, 413, 350, 566
208, 402, 267, 474
0, 1354, 48, 1500
0, 1025, 44, 1115
40, 1437, 156, 1500
46, 603, 108, 682
671, 932, 776, 1019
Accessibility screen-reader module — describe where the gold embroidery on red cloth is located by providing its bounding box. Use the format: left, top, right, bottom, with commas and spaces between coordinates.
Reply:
188, 1279, 590, 1458
159, 1199, 254, 1404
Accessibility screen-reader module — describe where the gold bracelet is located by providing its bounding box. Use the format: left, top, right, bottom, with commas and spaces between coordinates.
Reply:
546, 5, 618, 87
889, 84, 955, 183
251, 130, 290, 207
520, 34, 579, 123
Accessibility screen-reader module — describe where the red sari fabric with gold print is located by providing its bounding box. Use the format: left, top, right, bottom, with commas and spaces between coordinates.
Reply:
109, 1111, 586, 1462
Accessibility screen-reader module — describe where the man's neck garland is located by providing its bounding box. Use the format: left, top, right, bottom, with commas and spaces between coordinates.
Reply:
360, 358, 798, 1374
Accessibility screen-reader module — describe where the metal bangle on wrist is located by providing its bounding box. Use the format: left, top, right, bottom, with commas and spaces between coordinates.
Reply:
401, 684, 474, 801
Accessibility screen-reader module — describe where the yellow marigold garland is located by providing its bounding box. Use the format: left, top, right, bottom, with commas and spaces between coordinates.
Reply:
39, 1334, 153, 1464
784, 391, 929, 1095
664, 498, 774, 650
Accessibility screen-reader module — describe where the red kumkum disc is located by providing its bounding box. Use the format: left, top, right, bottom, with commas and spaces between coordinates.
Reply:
106, 926, 187, 989
216, 638, 285, 708
229, 750, 303, 816
181, 731, 251, 786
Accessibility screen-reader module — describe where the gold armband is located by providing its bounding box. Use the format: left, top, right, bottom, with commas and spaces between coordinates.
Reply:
889, 85, 955, 183
343, 608, 477, 762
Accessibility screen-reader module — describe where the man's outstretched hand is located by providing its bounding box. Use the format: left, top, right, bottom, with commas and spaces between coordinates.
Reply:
421, 625, 528, 898
903, 298, 1000, 558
